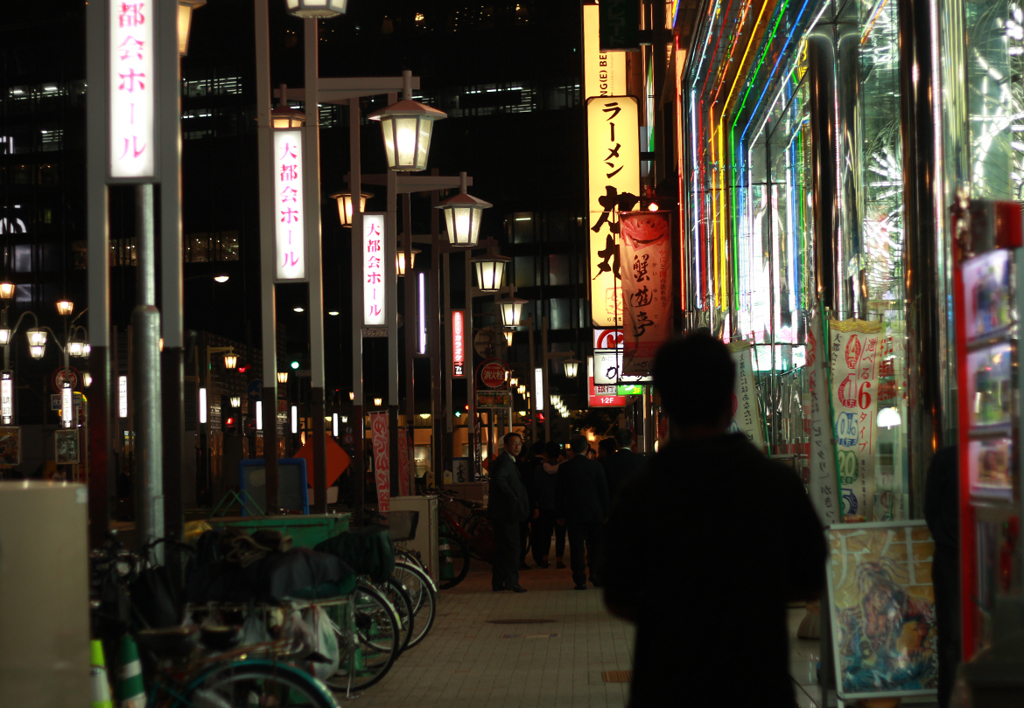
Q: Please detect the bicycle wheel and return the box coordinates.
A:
[438,533,471,590]
[395,546,427,573]
[463,515,496,563]
[392,561,437,648]
[326,582,401,692]
[379,576,414,652]
[181,658,339,707]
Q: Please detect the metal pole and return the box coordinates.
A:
[303,19,328,513]
[349,97,365,526]
[466,250,478,477]
[160,0,185,578]
[85,0,111,550]
[430,181,446,486]
[132,184,164,556]
[254,0,279,510]
[403,191,415,495]
[387,88,400,498]
[542,315,550,442]
[528,316,537,443]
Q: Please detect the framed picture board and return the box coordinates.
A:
[55,429,80,465]
[0,426,21,467]
[825,520,939,701]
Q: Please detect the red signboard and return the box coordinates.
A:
[477,358,510,389]
[369,411,390,512]
[452,309,466,378]
[397,427,411,496]
[587,356,626,407]
[620,211,673,376]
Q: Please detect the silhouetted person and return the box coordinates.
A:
[516,442,542,569]
[557,434,609,590]
[603,334,827,707]
[532,441,565,568]
[488,432,529,593]
[600,428,648,503]
[924,445,960,708]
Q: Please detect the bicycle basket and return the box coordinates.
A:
[382,510,419,542]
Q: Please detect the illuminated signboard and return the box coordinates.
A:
[588,356,626,408]
[583,4,626,100]
[363,213,386,326]
[1,370,11,424]
[593,327,625,350]
[588,95,640,327]
[418,272,427,355]
[452,310,466,377]
[61,383,74,428]
[273,129,306,281]
[534,367,544,412]
[109,0,156,179]
[119,376,129,418]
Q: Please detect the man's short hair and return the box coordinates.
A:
[598,437,618,456]
[503,432,523,445]
[653,333,735,429]
[544,441,561,459]
[614,428,634,448]
[568,434,590,455]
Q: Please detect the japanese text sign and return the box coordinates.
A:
[588,96,640,327]
[807,310,839,526]
[370,411,390,512]
[1,371,11,425]
[828,319,882,521]
[726,341,764,451]
[452,310,466,378]
[588,356,626,408]
[363,213,387,326]
[109,0,156,179]
[273,129,306,281]
[619,211,672,375]
[583,4,626,100]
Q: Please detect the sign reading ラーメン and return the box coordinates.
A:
[109,0,156,179]
[273,130,306,281]
[588,96,640,327]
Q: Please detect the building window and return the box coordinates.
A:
[550,298,571,329]
[548,254,570,286]
[13,245,31,272]
[510,212,534,243]
[185,232,240,263]
[514,256,535,287]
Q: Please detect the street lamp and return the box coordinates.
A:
[438,172,491,247]
[472,253,510,293]
[496,296,528,328]
[331,191,372,228]
[285,0,348,19]
[373,397,383,407]
[563,355,581,379]
[56,300,74,317]
[223,353,238,370]
[396,243,421,277]
[277,371,289,385]
[270,100,306,129]
[177,0,207,56]
[0,283,13,300]
[229,396,241,408]
[368,73,447,172]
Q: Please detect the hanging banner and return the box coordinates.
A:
[109,0,156,179]
[369,411,390,512]
[619,211,673,375]
[363,213,386,326]
[828,318,882,522]
[583,4,627,99]
[588,95,640,327]
[397,427,410,497]
[807,310,840,526]
[273,129,307,281]
[726,341,764,451]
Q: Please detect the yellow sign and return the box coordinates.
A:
[583,4,626,99]
[588,96,640,327]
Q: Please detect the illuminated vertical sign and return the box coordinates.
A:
[588,95,641,327]
[119,376,129,418]
[61,383,74,428]
[363,213,387,326]
[109,0,156,179]
[256,400,263,430]
[452,310,466,377]
[273,129,306,280]
[332,412,339,437]
[1,371,12,424]
[583,4,626,99]
[534,367,544,412]
[198,387,207,424]
[418,272,427,355]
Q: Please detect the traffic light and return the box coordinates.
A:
[290,360,300,370]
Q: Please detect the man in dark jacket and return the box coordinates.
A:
[557,434,609,590]
[603,334,827,707]
[600,428,648,503]
[924,445,960,708]
[488,432,530,592]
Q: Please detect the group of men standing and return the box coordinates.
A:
[487,428,648,593]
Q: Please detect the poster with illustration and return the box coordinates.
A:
[0,426,20,467]
[828,319,882,521]
[965,342,1013,429]
[961,249,1014,339]
[827,521,938,700]
[967,437,1014,500]
[55,429,80,465]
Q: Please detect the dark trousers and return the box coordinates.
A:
[933,549,961,708]
[566,518,603,586]
[491,519,521,589]
[531,509,565,563]
[519,520,530,564]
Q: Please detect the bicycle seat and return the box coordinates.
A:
[136,625,198,660]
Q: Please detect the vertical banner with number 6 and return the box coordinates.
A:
[828,319,882,521]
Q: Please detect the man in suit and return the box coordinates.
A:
[600,428,648,504]
[557,434,609,590]
[488,432,530,592]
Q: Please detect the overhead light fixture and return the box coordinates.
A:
[294,306,305,313]
[229,396,241,408]
[373,397,383,407]
[368,71,446,172]
[503,330,514,347]
[56,300,74,316]
[177,0,207,56]
[277,371,289,384]
[27,329,47,347]
[223,353,238,370]
[437,172,490,247]
[349,391,355,401]
[496,297,527,327]
[0,283,14,300]
[563,356,581,379]
[331,191,372,228]
[29,344,45,360]
[270,104,306,129]
[213,274,230,283]
[471,253,510,293]
[396,244,421,277]
[878,407,902,429]
[285,0,349,20]
[328,310,340,317]
[419,413,431,419]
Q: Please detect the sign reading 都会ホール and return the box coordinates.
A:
[109,0,155,180]
[273,130,306,281]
